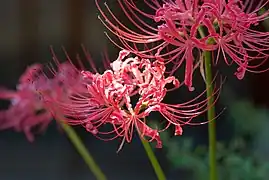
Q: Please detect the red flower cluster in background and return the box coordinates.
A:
[96,0,269,90]
[0,61,85,141]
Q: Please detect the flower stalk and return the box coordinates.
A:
[140,136,166,180]
[204,50,217,180]
[199,26,217,180]
[60,122,107,180]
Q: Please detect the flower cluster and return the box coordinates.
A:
[41,50,218,148]
[0,44,221,148]
[5,0,263,149]
[96,0,269,90]
[0,61,85,141]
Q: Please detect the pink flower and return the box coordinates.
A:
[0,60,85,141]
[50,50,220,149]
[96,0,269,90]
[0,64,51,141]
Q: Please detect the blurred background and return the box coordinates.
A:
[0,0,269,179]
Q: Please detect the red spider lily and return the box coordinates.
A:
[96,0,269,90]
[50,50,221,150]
[0,61,85,141]
[0,64,51,141]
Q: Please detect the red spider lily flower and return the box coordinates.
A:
[201,0,269,79]
[49,50,221,150]
[0,61,85,141]
[96,0,269,90]
[0,64,51,141]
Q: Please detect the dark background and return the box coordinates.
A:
[0,0,269,180]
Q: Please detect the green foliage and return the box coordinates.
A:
[162,95,269,180]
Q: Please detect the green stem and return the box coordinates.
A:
[204,51,217,180]
[140,138,166,180]
[60,123,107,180]
[259,8,269,30]
[198,27,217,180]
